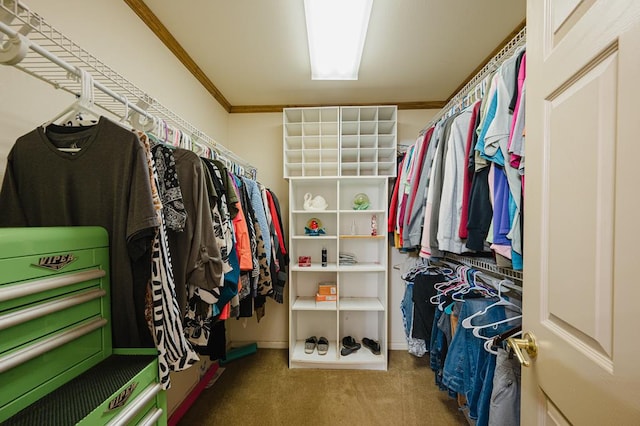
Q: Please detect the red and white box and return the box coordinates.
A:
[315,293,337,302]
[298,256,311,267]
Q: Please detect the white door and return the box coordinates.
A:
[523,0,640,423]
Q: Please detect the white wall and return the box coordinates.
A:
[226,109,438,349]
[0,0,229,175]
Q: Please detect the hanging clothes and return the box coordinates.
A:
[388,155,405,247]
[391,48,526,271]
[165,147,223,347]
[152,143,187,232]
[459,101,482,240]
[202,158,236,275]
[265,189,288,305]
[140,132,199,389]
[226,175,252,273]
[437,107,474,254]
[404,126,437,248]
[235,175,259,318]
[425,112,460,258]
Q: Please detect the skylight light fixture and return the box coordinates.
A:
[304,0,373,80]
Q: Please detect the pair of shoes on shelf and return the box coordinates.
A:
[340,336,361,356]
[362,337,381,355]
[305,336,329,355]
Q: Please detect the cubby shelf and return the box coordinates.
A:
[283,106,397,178]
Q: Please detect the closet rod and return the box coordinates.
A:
[420,26,526,134]
[0,0,257,179]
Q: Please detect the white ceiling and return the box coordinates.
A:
[141,0,526,108]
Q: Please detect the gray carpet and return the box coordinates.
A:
[177,349,467,426]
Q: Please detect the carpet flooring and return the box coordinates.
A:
[177,349,467,426]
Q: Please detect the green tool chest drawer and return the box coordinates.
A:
[0,227,167,425]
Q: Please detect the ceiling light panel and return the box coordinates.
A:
[304,0,373,80]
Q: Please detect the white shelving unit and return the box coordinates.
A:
[283,106,397,178]
[287,177,389,370]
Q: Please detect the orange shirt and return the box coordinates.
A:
[232,200,253,271]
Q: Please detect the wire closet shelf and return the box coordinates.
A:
[423,26,526,132]
[0,0,256,179]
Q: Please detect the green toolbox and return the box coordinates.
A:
[0,227,167,425]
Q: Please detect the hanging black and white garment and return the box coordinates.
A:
[141,133,199,389]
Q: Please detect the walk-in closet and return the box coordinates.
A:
[1,0,638,425]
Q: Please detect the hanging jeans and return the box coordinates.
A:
[488,348,521,426]
[430,307,457,398]
[475,352,497,426]
[442,297,518,420]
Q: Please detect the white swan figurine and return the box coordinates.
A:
[303,193,328,211]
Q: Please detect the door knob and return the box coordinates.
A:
[506,332,538,367]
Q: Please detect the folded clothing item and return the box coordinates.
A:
[339,252,358,265]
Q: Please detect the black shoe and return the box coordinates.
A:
[317,337,329,355]
[304,336,318,354]
[362,337,381,355]
[342,336,359,349]
[340,342,361,356]
[341,336,361,355]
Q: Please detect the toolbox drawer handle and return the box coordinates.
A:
[0,288,106,331]
[106,383,162,426]
[0,317,107,373]
[138,407,164,426]
[0,269,106,303]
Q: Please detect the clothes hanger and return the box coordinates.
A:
[111,95,137,132]
[402,258,451,282]
[166,125,180,147]
[451,268,494,301]
[460,279,521,330]
[470,314,522,340]
[119,95,129,125]
[431,271,467,310]
[155,119,168,144]
[42,68,100,139]
[181,132,192,151]
[128,98,157,133]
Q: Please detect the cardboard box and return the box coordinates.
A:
[318,283,337,295]
[298,256,311,267]
[315,293,337,302]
